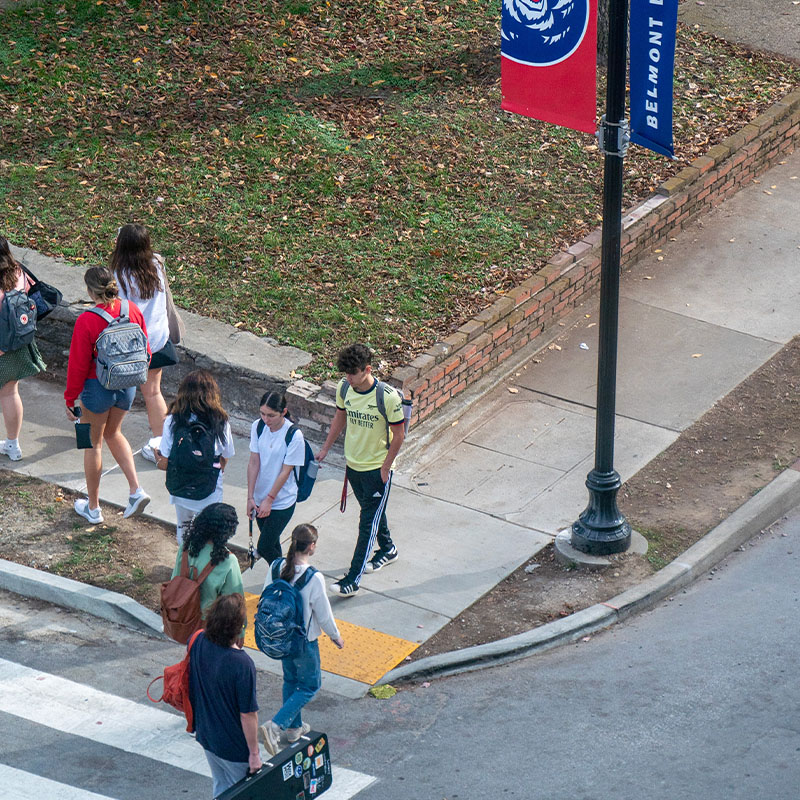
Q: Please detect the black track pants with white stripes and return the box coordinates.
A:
[346,466,394,584]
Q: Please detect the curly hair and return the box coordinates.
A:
[184,502,238,566]
[169,369,228,446]
[204,593,246,647]
[112,223,161,300]
[336,343,372,374]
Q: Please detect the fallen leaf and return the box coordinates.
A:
[507,386,519,394]
[692,353,703,358]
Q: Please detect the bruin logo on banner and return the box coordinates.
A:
[502,0,590,66]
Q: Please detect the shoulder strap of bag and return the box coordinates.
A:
[87,305,115,324]
[181,547,217,585]
[117,298,130,322]
[294,565,317,592]
[271,557,284,582]
[375,381,391,449]
[338,378,350,405]
[256,419,265,438]
[19,263,38,286]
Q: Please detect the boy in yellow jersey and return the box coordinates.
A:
[316,343,405,597]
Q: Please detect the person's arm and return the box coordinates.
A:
[256,462,293,518]
[64,314,94,408]
[380,422,405,484]
[239,711,262,773]
[310,574,344,648]
[246,451,261,518]
[317,408,346,463]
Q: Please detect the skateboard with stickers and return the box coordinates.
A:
[217,730,332,799]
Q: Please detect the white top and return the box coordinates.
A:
[159,413,235,510]
[116,255,169,353]
[263,562,340,643]
[249,418,305,510]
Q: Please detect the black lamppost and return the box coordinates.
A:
[571,0,632,555]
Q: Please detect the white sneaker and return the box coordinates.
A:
[258,721,281,756]
[123,488,151,519]
[286,722,311,743]
[140,444,157,463]
[74,498,103,524]
[0,439,22,461]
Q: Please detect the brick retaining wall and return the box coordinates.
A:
[285,86,800,438]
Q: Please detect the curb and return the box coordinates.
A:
[0,558,166,638]
[380,466,800,684]
[1,467,798,676]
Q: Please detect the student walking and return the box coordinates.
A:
[258,524,343,755]
[246,391,306,563]
[64,267,150,523]
[188,593,262,798]
[317,343,406,597]
[0,236,46,461]
[171,502,244,619]
[155,369,234,543]
[112,223,180,462]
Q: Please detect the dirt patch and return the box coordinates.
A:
[412,335,800,659]
[1,338,798,652]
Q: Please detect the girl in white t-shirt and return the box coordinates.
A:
[246,391,306,562]
[112,223,177,462]
[156,369,234,543]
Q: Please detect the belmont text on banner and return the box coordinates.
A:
[501,0,598,135]
[629,0,679,158]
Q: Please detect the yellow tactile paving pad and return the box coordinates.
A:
[243,592,418,685]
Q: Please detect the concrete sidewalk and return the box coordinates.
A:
[3,148,799,696]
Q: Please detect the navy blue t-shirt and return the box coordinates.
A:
[188,633,259,762]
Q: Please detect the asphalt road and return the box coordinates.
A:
[2,505,798,799]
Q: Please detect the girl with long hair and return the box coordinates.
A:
[65,266,150,523]
[258,524,343,755]
[246,390,306,563]
[112,223,177,462]
[171,502,244,618]
[156,369,234,542]
[0,236,46,461]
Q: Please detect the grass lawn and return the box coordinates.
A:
[1,0,798,379]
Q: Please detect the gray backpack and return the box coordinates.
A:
[88,299,149,389]
[0,289,37,353]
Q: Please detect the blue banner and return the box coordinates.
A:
[630,0,678,158]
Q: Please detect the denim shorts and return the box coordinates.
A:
[80,378,135,414]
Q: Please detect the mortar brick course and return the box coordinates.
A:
[273,88,800,436]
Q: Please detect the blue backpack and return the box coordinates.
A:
[255,421,318,502]
[254,559,317,660]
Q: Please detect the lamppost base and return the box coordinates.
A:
[571,468,631,555]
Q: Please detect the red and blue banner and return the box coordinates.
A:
[501,0,598,135]
[630,0,678,158]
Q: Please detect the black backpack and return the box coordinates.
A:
[165,419,220,500]
[255,421,318,502]
[0,289,37,353]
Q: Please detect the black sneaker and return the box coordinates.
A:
[365,548,399,573]
[329,578,360,597]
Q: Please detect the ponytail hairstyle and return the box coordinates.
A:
[0,236,20,292]
[112,223,161,300]
[84,266,119,304]
[259,390,291,422]
[280,523,318,581]
[169,368,229,446]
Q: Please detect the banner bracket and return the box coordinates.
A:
[596,115,630,158]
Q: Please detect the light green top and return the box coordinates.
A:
[171,541,244,616]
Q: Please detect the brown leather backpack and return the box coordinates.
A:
[160,549,216,644]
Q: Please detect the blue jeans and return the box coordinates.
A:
[273,639,321,730]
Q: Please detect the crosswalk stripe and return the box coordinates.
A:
[0,657,210,776]
[0,764,116,800]
[0,658,376,798]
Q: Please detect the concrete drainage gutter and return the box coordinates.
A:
[380,464,800,684]
[1,466,798,674]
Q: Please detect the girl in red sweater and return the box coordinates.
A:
[65,267,151,524]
